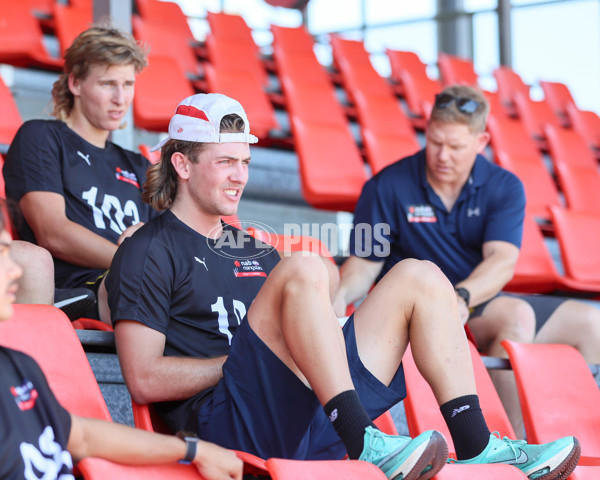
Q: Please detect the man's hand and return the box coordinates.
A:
[193,440,243,480]
[118,222,145,245]
[456,293,470,325]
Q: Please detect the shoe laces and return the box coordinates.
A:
[490,431,526,459]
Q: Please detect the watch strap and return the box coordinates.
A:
[454,287,471,308]
[176,431,199,464]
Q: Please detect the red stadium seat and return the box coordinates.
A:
[204,63,279,140]
[265,458,387,479]
[545,124,600,214]
[271,25,367,211]
[330,36,419,173]
[0,76,23,149]
[502,340,600,465]
[565,103,600,158]
[402,342,515,457]
[136,0,196,46]
[492,66,530,115]
[539,80,577,125]
[77,458,209,480]
[206,11,261,57]
[487,115,562,221]
[0,304,112,420]
[132,15,201,78]
[437,52,479,87]
[133,55,196,133]
[549,206,600,290]
[0,1,63,70]
[512,91,563,149]
[504,213,562,293]
[138,144,161,165]
[53,3,92,58]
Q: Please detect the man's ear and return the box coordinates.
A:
[67,73,81,97]
[170,152,190,180]
[476,131,491,153]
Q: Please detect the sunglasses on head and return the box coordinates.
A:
[434,93,481,114]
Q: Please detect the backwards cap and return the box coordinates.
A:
[150,93,258,151]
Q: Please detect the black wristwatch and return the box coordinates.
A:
[176,431,199,464]
[454,287,471,308]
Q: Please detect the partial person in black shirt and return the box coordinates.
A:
[0,206,242,480]
[3,25,157,324]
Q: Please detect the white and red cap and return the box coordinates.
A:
[150,93,258,151]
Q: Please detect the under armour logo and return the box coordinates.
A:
[451,405,470,417]
[77,151,91,166]
[194,257,208,271]
[467,207,480,217]
[328,408,338,423]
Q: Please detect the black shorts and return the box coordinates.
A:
[471,293,567,332]
[191,314,407,460]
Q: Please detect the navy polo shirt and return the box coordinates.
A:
[350,149,525,285]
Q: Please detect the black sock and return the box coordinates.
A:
[440,395,491,460]
[323,390,375,459]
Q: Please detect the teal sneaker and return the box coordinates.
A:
[449,432,580,480]
[358,426,448,480]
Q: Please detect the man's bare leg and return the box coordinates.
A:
[11,240,54,304]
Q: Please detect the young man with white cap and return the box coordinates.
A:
[106,93,580,480]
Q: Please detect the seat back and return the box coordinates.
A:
[492,66,529,110]
[512,91,562,144]
[0,304,112,420]
[266,458,387,479]
[0,76,24,148]
[501,340,600,459]
[545,124,600,214]
[136,0,196,44]
[133,55,195,132]
[77,457,206,480]
[53,3,92,58]
[504,213,561,293]
[437,52,479,87]
[549,207,600,285]
[539,80,576,121]
[403,342,515,455]
[565,103,600,152]
[487,115,561,221]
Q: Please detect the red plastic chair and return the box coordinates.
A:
[565,103,600,159]
[492,66,530,114]
[0,76,24,148]
[0,1,63,70]
[502,340,600,466]
[136,0,196,46]
[539,80,576,124]
[204,62,279,140]
[386,49,442,121]
[503,213,562,294]
[402,342,516,457]
[133,55,196,133]
[138,144,161,165]
[132,15,201,78]
[545,124,600,215]
[206,11,261,57]
[77,458,208,480]
[266,458,387,479]
[437,52,479,87]
[549,206,600,290]
[487,114,562,222]
[512,91,563,149]
[330,36,419,173]
[0,304,112,420]
[52,3,92,58]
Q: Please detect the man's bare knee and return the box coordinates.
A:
[384,258,453,297]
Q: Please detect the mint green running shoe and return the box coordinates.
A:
[358,426,448,480]
[449,432,580,480]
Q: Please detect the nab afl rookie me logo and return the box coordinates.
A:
[407,204,437,223]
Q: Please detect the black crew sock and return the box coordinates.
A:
[323,390,375,459]
[440,394,491,460]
